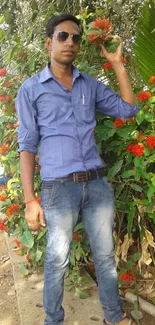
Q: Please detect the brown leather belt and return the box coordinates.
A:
[42,167,108,185]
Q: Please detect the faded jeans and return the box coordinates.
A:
[41,177,124,325]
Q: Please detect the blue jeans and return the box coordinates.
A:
[41,177,124,325]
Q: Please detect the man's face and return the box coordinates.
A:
[46,20,81,65]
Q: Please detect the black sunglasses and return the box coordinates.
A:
[52,31,82,44]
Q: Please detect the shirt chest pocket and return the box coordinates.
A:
[78,97,95,124]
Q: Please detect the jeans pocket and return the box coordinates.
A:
[102,177,114,195]
[40,186,55,210]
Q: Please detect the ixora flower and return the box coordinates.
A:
[0,144,9,155]
[126,143,145,156]
[0,95,11,102]
[0,195,7,201]
[88,18,112,44]
[0,220,8,232]
[103,58,127,70]
[137,90,152,102]
[3,81,13,88]
[6,203,20,216]
[120,270,135,283]
[114,119,125,128]
[0,68,7,77]
[92,18,112,33]
[88,33,104,44]
[103,62,113,69]
[145,135,155,150]
[149,76,155,83]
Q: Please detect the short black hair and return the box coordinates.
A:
[46,14,83,38]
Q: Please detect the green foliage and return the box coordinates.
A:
[134,0,155,84]
[0,0,155,289]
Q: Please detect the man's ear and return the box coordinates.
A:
[45,37,52,51]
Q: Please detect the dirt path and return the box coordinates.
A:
[0,232,20,325]
[0,231,155,325]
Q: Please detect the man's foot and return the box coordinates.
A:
[104,316,137,325]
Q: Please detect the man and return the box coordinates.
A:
[16,13,140,325]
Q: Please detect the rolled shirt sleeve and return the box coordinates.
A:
[96,80,140,118]
[16,84,40,153]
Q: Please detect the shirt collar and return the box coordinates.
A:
[38,63,81,83]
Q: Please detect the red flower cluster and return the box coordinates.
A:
[6,203,20,216]
[149,76,155,83]
[114,119,125,128]
[137,91,152,102]
[0,95,11,102]
[73,231,82,242]
[0,144,9,155]
[3,81,13,88]
[92,18,112,34]
[103,58,127,70]
[0,68,7,77]
[88,33,104,44]
[0,221,8,232]
[120,270,135,283]
[17,51,24,57]
[103,62,113,69]
[126,143,145,156]
[88,18,112,44]
[145,135,155,150]
[0,195,7,202]
[14,239,21,248]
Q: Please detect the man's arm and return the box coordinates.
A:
[20,151,36,202]
[112,63,135,105]
[16,83,45,230]
[100,35,135,105]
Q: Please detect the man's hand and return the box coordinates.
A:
[25,201,46,231]
[100,35,123,65]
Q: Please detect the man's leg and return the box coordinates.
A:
[81,177,124,324]
[41,181,81,325]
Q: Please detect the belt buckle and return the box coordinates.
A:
[73,172,89,183]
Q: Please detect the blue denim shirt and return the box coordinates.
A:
[16,64,140,180]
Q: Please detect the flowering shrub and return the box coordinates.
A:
[0,9,155,285]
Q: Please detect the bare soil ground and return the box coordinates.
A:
[0,232,20,325]
[0,231,155,325]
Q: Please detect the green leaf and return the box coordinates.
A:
[147,185,155,202]
[29,57,36,72]
[134,156,143,167]
[20,264,29,276]
[121,170,134,178]
[75,288,89,299]
[148,96,155,103]
[130,184,143,192]
[116,200,128,212]
[107,160,123,181]
[31,0,38,11]
[37,228,47,240]
[64,284,73,292]
[70,252,75,266]
[151,175,155,187]
[104,120,114,128]
[104,39,120,53]
[35,249,42,262]
[76,246,82,261]
[117,125,135,139]
[19,231,34,248]
[127,207,136,237]
[74,222,84,232]
[130,252,142,262]
[136,110,145,125]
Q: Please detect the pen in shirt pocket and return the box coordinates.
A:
[82,94,85,104]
